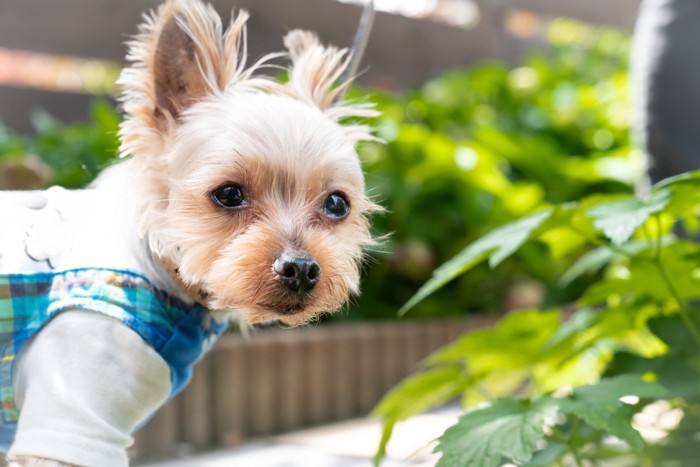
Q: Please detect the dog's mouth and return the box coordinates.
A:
[261,301,307,316]
[208,293,313,319]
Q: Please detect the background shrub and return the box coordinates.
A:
[351,21,641,320]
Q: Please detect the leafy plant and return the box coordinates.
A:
[348,19,641,320]
[374,171,700,466]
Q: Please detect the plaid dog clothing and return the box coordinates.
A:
[0,187,228,451]
[0,268,227,447]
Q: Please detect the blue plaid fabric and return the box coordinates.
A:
[0,268,227,423]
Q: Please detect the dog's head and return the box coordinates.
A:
[118,0,380,326]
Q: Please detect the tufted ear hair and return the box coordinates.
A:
[284,30,351,111]
[118,0,278,157]
[283,30,379,141]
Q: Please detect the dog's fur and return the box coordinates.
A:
[6,0,378,464]
[119,0,380,327]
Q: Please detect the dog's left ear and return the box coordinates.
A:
[284,30,351,112]
[284,30,378,142]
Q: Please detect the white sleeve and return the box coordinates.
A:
[8,310,172,467]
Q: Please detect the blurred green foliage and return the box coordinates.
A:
[350,19,641,320]
[0,100,120,189]
[0,18,638,322]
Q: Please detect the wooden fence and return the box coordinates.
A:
[0,0,641,132]
[128,317,494,463]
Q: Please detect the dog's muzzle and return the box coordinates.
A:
[273,252,321,295]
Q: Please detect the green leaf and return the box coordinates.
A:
[428,309,560,369]
[543,308,599,351]
[373,366,467,420]
[559,246,616,286]
[522,442,567,466]
[652,169,700,190]
[574,374,667,400]
[648,314,699,352]
[586,190,670,245]
[373,366,467,464]
[435,397,559,467]
[534,304,662,393]
[400,210,552,315]
[558,237,672,287]
[539,226,587,259]
[580,241,700,305]
[559,375,667,451]
[605,351,700,400]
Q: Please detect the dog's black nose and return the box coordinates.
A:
[273,253,321,294]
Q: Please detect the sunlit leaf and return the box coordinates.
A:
[435,397,559,467]
[400,210,552,315]
[539,227,587,259]
[559,237,673,286]
[559,375,667,451]
[579,241,700,306]
[652,170,700,190]
[586,190,670,245]
[428,309,560,370]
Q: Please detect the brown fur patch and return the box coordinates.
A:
[153,16,208,122]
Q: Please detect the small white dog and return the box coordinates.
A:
[0,1,378,465]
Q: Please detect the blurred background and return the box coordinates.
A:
[0,0,645,464]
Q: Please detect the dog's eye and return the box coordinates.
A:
[212,184,246,209]
[323,192,350,219]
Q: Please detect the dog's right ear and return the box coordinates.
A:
[118,0,255,157]
[151,13,212,122]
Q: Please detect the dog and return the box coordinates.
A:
[0,0,379,464]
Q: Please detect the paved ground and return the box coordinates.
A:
[141,406,462,467]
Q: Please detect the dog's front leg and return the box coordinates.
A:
[7,310,172,467]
